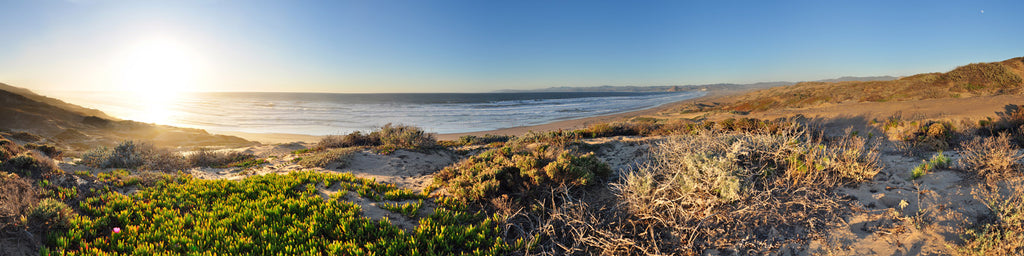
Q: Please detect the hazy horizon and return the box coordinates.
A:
[1,1,1022,94]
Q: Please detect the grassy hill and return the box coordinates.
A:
[724,57,1024,112]
[0,84,254,152]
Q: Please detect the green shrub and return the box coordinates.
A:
[912,152,951,180]
[317,124,437,151]
[434,133,611,202]
[439,134,512,147]
[912,161,931,180]
[29,198,74,230]
[930,151,950,168]
[375,123,437,150]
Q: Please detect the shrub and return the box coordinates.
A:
[0,137,25,161]
[316,131,378,149]
[25,143,63,159]
[582,122,659,138]
[186,148,256,168]
[29,198,73,231]
[9,131,43,142]
[0,174,38,232]
[954,180,1024,255]
[958,133,1023,180]
[615,127,879,253]
[0,150,59,178]
[297,147,360,168]
[374,123,436,150]
[316,124,437,151]
[434,133,611,202]
[80,141,188,171]
[439,134,512,147]
[982,104,1024,145]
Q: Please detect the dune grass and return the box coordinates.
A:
[610,124,879,253]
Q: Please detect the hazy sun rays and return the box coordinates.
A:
[105,34,208,124]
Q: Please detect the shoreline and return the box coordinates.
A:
[217,89,748,144]
[435,90,733,140]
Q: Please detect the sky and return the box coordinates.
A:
[0,0,1022,93]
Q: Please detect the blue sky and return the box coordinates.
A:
[0,0,1021,93]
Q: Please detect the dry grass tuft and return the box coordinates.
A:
[958,133,1023,180]
[0,174,38,233]
[614,125,879,253]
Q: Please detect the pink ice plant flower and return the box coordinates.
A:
[113,227,121,234]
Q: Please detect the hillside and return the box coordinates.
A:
[496,76,897,93]
[0,83,115,120]
[721,57,1024,112]
[0,84,254,152]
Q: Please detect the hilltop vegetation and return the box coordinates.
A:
[722,57,1024,112]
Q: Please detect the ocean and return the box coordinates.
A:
[45,91,705,135]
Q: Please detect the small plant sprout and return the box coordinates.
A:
[911,160,931,180]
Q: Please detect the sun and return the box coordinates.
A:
[108,35,207,124]
[111,36,206,94]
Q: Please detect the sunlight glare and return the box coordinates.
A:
[108,35,207,124]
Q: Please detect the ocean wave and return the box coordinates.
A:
[50,91,704,135]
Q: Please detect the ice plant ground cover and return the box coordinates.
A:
[43,171,512,255]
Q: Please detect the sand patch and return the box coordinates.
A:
[337,149,458,191]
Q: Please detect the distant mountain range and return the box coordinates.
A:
[494,76,898,93]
